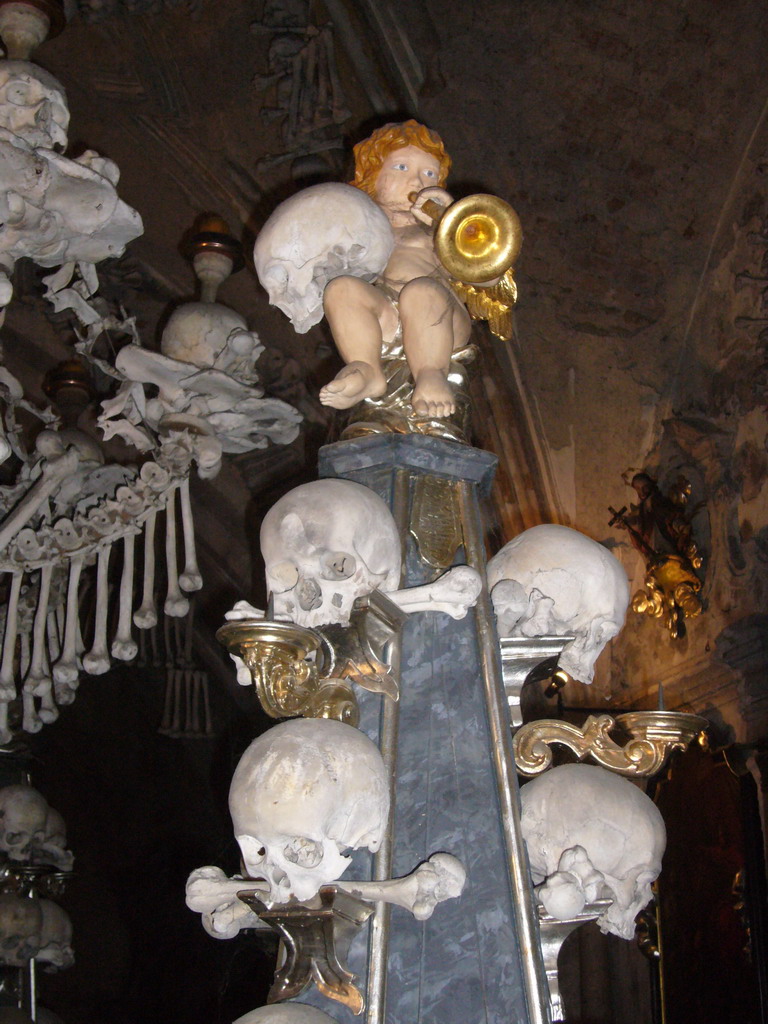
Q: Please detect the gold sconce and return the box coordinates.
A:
[216,617,359,726]
[513,704,708,779]
[216,592,406,729]
[608,471,704,639]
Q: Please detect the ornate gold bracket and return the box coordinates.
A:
[216,592,406,727]
[237,885,374,1015]
[216,618,359,725]
[513,710,708,778]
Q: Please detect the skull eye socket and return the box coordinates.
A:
[320,552,357,581]
[5,833,23,845]
[269,561,300,592]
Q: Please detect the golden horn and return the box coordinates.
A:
[410,191,523,284]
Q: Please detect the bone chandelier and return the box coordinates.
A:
[0,1,301,742]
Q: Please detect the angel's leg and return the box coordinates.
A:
[320,276,397,409]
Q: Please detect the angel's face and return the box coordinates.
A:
[374,145,441,216]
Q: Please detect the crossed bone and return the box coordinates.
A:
[388,565,481,620]
[186,853,466,939]
[226,565,482,631]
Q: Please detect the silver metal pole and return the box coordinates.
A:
[459,480,551,1024]
[366,467,409,1024]
[29,958,36,1022]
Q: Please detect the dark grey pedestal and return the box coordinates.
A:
[296,434,542,1024]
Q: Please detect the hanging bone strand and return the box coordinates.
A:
[39,682,58,725]
[0,572,22,700]
[23,563,53,732]
[83,543,112,674]
[41,609,61,724]
[164,488,189,617]
[52,553,84,702]
[46,606,60,661]
[111,533,137,660]
[0,449,78,551]
[133,509,157,628]
[22,689,41,734]
[178,477,202,592]
[0,572,22,742]
[25,564,53,696]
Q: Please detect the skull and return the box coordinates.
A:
[0,895,42,966]
[254,182,394,333]
[487,524,630,683]
[0,785,49,861]
[235,1007,340,1024]
[35,899,74,969]
[521,764,666,939]
[261,479,401,628]
[0,61,69,149]
[161,301,264,377]
[229,718,390,904]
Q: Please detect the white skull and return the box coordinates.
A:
[229,718,390,904]
[0,785,48,861]
[35,900,74,969]
[521,764,666,939]
[487,524,630,684]
[254,182,394,333]
[235,1007,340,1024]
[161,301,264,376]
[0,61,69,149]
[261,479,401,628]
[0,895,42,965]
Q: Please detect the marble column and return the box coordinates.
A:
[300,434,547,1024]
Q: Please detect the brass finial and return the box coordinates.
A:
[0,0,65,59]
[42,358,94,424]
[184,213,243,272]
[183,214,244,303]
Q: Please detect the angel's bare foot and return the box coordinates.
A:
[411,367,455,418]
[319,361,387,409]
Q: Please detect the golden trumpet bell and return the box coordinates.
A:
[435,193,523,284]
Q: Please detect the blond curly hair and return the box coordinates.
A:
[351,120,451,198]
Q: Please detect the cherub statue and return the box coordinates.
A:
[255,120,473,419]
[320,120,470,418]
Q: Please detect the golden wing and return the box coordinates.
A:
[451,269,518,341]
